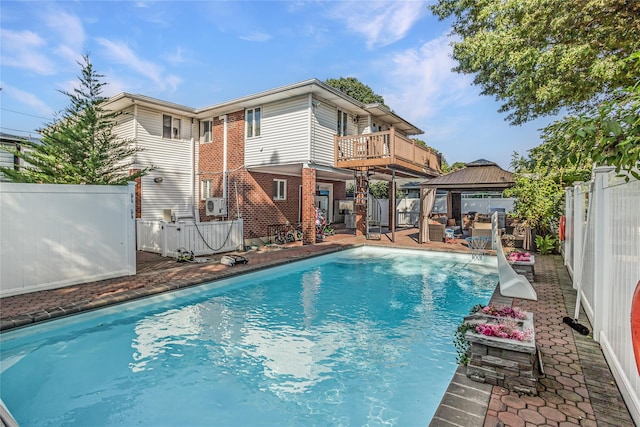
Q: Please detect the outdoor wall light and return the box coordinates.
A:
[154,177,164,183]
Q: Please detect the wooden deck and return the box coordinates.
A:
[335,129,441,178]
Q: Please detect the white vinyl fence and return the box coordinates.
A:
[564,166,640,423]
[0,182,136,297]
[137,219,243,258]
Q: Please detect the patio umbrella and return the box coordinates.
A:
[419,187,436,243]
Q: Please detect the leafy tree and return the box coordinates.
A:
[449,162,466,172]
[431,0,640,125]
[0,54,148,184]
[504,154,568,236]
[535,53,640,180]
[325,77,388,108]
[346,180,402,199]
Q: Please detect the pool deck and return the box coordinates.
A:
[0,227,634,427]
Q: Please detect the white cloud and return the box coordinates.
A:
[0,29,55,75]
[240,32,272,42]
[1,82,55,117]
[96,38,182,92]
[44,10,85,53]
[335,1,428,48]
[166,47,185,65]
[383,34,477,123]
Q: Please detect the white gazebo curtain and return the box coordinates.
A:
[418,187,436,243]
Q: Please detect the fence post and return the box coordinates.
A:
[161,220,168,257]
[127,182,136,275]
[591,166,615,342]
[564,187,573,274]
[572,182,585,291]
[178,221,186,252]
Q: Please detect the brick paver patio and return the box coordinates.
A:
[0,228,634,426]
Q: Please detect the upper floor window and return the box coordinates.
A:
[201,120,213,143]
[201,179,212,200]
[337,110,348,136]
[273,179,286,201]
[163,114,181,139]
[246,107,261,138]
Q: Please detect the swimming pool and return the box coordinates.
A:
[0,247,498,426]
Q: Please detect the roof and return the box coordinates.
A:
[104,79,424,135]
[0,132,41,145]
[421,159,514,191]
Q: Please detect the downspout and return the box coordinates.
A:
[191,117,197,222]
[133,104,138,142]
[220,114,228,209]
[308,94,313,163]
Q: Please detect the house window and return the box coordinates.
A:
[163,114,181,139]
[201,179,212,200]
[273,179,286,201]
[246,107,261,138]
[337,110,348,136]
[201,120,212,143]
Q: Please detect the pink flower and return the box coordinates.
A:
[474,321,532,341]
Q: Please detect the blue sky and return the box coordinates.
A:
[0,1,556,171]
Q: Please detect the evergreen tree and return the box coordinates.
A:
[325,77,388,108]
[1,54,149,184]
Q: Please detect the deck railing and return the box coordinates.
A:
[335,129,441,175]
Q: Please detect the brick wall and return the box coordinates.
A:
[198,110,306,240]
[301,167,316,245]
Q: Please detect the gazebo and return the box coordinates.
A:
[418,159,515,243]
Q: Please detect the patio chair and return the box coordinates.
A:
[470,222,493,239]
[428,222,445,242]
[502,223,527,248]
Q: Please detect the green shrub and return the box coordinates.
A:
[535,234,558,255]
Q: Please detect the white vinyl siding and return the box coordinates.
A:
[244,96,310,167]
[312,102,356,167]
[129,106,194,220]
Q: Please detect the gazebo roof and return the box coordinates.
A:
[421,159,514,191]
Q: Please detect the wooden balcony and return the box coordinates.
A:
[335,129,441,178]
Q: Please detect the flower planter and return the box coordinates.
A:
[463,311,539,395]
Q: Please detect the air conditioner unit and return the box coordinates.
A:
[206,197,227,217]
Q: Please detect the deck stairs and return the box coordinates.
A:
[354,169,382,240]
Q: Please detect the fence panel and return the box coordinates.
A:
[563,188,574,275]
[565,167,640,423]
[137,219,243,258]
[0,182,136,297]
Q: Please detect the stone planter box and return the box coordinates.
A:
[509,255,535,282]
[464,312,539,395]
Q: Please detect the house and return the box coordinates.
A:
[105,79,442,245]
[0,132,39,182]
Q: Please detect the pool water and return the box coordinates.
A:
[0,247,498,427]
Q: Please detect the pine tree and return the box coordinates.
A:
[1,54,149,184]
